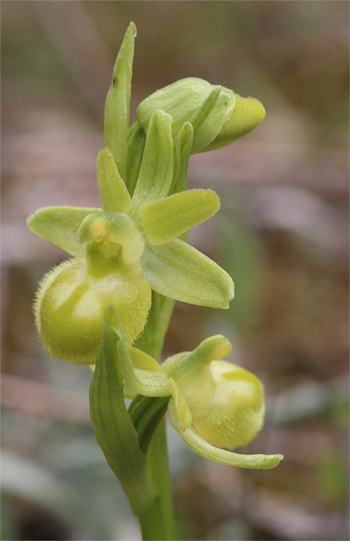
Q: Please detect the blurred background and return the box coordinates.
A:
[1,2,349,540]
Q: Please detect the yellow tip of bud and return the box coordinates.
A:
[203,96,266,152]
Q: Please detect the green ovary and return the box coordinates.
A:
[189,361,265,450]
[34,258,151,365]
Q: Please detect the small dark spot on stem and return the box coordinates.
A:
[112,76,117,87]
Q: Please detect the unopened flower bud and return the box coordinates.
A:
[137,78,265,154]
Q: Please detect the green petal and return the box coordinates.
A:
[89,305,155,514]
[141,239,234,308]
[104,22,136,181]
[131,110,174,210]
[169,377,192,431]
[171,122,194,194]
[129,347,163,372]
[97,149,132,213]
[107,306,171,399]
[126,121,146,196]
[27,206,99,257]
[168,400,283,470]
[138,189,220,245]
[192,87,235,153]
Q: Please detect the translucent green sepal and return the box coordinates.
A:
[168,400,283,470]
[97,149,132,213]
[137,78,235,154]
[140,238,234,308]
[107,306,171,399]
[138,189,220,245]
[89,305,156,515]
[131,110,174,210]
[104,22,136,181]
[27,206,100,257]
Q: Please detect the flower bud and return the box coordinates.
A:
[163,336,265,450]
[136,78,265,154]
[190,361,265,450]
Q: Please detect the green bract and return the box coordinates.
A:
[136,78,265,154]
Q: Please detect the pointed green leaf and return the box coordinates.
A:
[138,189,220,245]
[27,206,99,257]
[168,400,283,470]
[104,22,136,181]
[171,122,194,194]
[141,239,234,308]
[127,121,146,196]
[89,305,155,515]
[131,110,174,210]
[97,149,132,213]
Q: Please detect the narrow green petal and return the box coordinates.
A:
[104,22,136,181]
[168,401,283,470]
[129,347,163,372]
[127,121,146,196]
[190,86,221,132]
[89,305,155,515]
[192,88,235,153]
[27,206,99,257]
[163,335,232,379]
[169,377,192,431]
[131,110,174,210]
[141,239,234,309]
[138,189,220,245]
[97,149,132,213]
[171,121,194,194]
[107,306,171,399]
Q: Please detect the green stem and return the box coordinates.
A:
[139,419,176,540]
[135,293,177,540]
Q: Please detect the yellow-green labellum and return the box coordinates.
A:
[34,258,151,365]
[190,361,265,450]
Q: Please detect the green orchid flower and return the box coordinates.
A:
[28,111,233,365]
[91,304,283,472]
